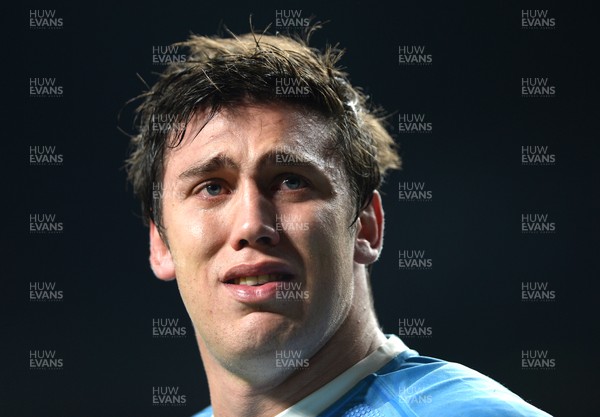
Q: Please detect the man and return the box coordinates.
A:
[127,30,551,417]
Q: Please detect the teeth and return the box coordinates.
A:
[232,274,282,286]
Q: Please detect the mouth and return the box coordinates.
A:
[221,262,297,302]
[225,274,292,286]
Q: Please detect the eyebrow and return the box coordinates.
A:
[261,149,320,171]
[177,149,325,182]
[178,154,239,181]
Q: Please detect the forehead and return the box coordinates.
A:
[163,102,339,173]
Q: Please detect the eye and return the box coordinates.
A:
[205,183,223,196]
[195,181,227,197]
[280,175,309,191]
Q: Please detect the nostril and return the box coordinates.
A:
[257,236,272,245]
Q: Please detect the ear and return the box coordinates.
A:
[149,220,176,281]
[353,190,385,265]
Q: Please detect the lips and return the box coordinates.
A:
[221,262,295,302]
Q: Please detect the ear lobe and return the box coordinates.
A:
[353,191,385,265]
[149,221,176,281]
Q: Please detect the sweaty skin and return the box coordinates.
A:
[149,103,387,417]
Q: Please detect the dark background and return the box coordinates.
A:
[6,0,598,416]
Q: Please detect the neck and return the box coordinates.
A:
[201,278,386,417]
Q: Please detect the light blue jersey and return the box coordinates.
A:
[193,349,551,417]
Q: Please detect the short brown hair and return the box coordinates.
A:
[126,30,401,231]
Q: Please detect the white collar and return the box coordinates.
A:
[274,334,408,417]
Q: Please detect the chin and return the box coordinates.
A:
[238,312,299,346]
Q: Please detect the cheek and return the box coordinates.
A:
[166,206,225,277]
[300,205,356,331]
[303,203,354,273]
[166,211,223,325]
[165,212,211,286]
[316,198,353,242]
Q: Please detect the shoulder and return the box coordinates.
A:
[190,405,212,417]
[396,359,551,416]
[325,352,552,417]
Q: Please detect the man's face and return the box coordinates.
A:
[152,103,361,377]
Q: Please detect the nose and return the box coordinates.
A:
[228,182,280,250]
